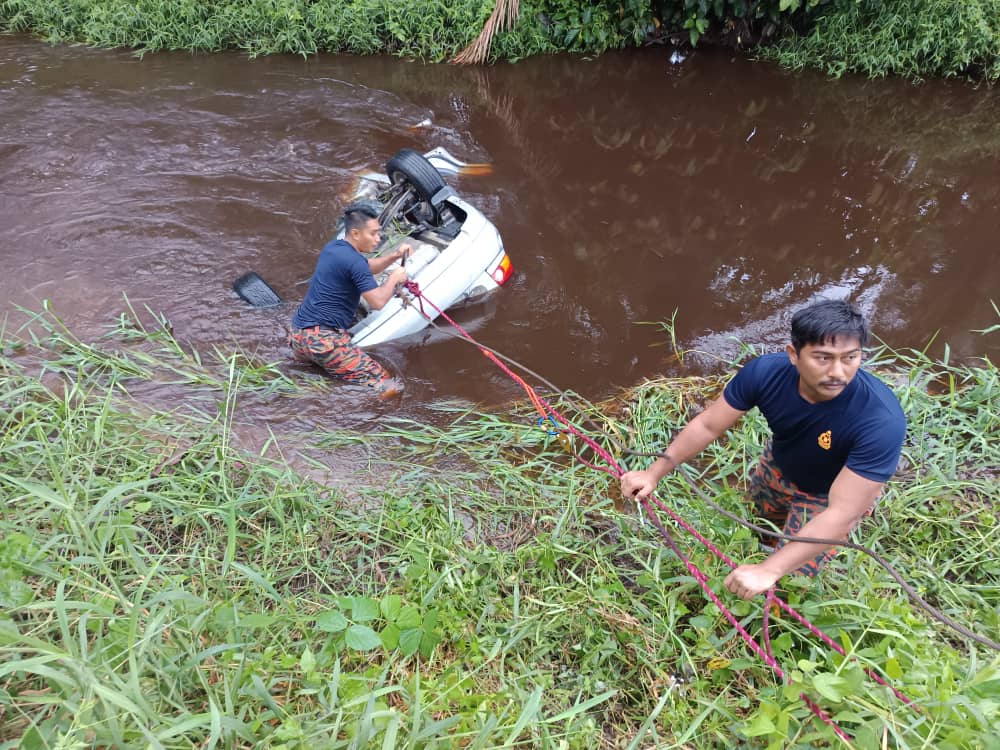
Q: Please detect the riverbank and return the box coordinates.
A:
[1,0,999,80]
[1,307,997,747]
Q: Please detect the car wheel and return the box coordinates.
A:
[385,149,446,203]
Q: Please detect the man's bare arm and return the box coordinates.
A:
[723,467,884,598]
[368,244,410,275]
[620,396,746,499]
[361,267,407,310]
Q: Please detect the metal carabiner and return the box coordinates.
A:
[537,415,560,436]
[538,415,574,454]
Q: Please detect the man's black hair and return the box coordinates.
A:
[343,201,381,233]
[790,299,870,352]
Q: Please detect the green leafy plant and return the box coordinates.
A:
[0,305,996,746]
[762,0,1000,80]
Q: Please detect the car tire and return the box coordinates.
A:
[233,272,282,308]
[385,149,446,203]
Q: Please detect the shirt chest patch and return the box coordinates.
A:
[817,430,832,450]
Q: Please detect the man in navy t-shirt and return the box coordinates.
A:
[288,203,410,396]
[620,299,906,599]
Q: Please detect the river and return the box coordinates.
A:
[2,35,998,462]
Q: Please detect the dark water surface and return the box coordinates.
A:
[3,35,998,457]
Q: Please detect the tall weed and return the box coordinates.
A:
[763,0,1000,80]
[1,306,997,746]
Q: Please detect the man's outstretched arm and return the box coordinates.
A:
[369,244,410,275]
[620,396,746,500]
[723,467,884,599]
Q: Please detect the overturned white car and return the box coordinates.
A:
[234,148,513,347]
[347,147,512,346]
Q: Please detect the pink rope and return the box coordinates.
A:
[637,497,851,743]
[771,594,914,705]
[403,281,918,737]
[648,493,739,569]
[763,590,776,663]
[803,695,853,742]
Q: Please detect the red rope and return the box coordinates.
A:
[404,281,548,419]
[402,281,916,738]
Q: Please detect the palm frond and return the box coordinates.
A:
[451,0,520,65]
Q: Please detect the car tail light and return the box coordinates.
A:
[490,254,513,285]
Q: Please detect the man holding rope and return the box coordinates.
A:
[288,202,409,398]
[620,299,907,599]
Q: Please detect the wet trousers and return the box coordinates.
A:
[288,325,390,392]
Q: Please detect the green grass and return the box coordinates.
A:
[0,0,591,61]
[1,305,998,748]
[4,0,999,80]
[762,0,1000,81]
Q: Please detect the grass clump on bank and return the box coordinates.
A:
[0,0,608,60]
[1,307,998,748]
[3,0,1000,79]
[761,0,1000,80]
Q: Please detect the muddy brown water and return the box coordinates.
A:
[3,35,999,473]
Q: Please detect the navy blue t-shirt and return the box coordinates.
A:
[291,239,377,331]
[723,352,906,494]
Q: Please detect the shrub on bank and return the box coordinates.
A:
[0,0,609,58]
[0,0,710,57]
[2,0,997,80]
[762,0,1000,80]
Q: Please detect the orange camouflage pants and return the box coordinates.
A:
[288,325,390,392]
[749,445,845,577]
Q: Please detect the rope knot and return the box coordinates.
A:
[402,280,427,317]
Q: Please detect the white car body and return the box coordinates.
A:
[345,148,512,347]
